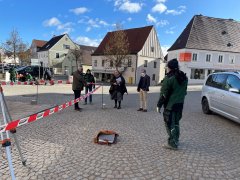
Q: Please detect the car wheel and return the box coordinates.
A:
[202,98,212,114]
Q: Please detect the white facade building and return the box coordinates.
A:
[92,26,165,85]
[167,15,240,84]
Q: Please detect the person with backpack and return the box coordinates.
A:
[84,69,95,105]
[157,58,188,150]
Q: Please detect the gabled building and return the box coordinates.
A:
[168,15,240,84]
[38,34,77,74]
[30,39,47,59]
[92,25,165,85]
[62,44,97,75]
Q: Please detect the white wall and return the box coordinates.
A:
[168,49,240,84]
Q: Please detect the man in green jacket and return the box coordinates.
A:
[157,59,188,150]
[72,66,86,111]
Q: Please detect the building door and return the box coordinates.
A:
[128,77,133,84]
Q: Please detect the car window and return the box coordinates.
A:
[212,74,227,90]
[25,67,33,72]
[206,75,214,86]
[226,75,240,91]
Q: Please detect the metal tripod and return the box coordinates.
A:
[0,86,26,179]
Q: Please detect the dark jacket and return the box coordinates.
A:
[109,76,127,95]
[157,70,188,111]
[84,73,95,87]
[72,70,86,91]
[137,75,150,92]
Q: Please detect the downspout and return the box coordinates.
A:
[135,54,138,84]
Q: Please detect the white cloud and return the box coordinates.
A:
[43,17,61,27]
[99,20,109,26]
[152,3,167,13]
[156,20,169,27]
[127,17,132,21]
[165,30,174,34]
[70,7,89,15]
[114,0,142,13]
[156,0,167,3]
[161,45,170,56]
[166,5,186,15]
[86,27,91,32]
[75,36,100,47]
[119,1,142,13]
[147,14,157,23]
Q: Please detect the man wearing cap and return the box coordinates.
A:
[72,66,86,111]
[157,59,188,150]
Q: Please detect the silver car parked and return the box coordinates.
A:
[201,72,240,123]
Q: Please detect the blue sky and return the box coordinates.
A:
[1,0,240,55]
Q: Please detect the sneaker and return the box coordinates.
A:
[74,107,82,111]
[137,108,143,111]
[162,144,178,150]
[142,109,147,112]
[117,106,121,109]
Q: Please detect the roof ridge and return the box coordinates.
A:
[185,16,196,48]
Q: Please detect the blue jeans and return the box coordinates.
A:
[85,85,93,103]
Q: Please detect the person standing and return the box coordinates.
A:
[84,69,95,105]
[72,66,86,111]
[44,68,52,85]
[9,66,17,82]
[137,69,150,112]
[157,59,188,150]
[109,70,127,109]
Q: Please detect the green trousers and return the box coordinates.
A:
[163,109,182,148]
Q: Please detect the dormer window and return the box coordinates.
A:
[221,30,227,35]
[227,43,232,47]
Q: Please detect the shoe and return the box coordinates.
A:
[162,144,178,150]
[142,109,147,112]
[114,105,117,108]
[74,108,82,111]
[137,108,143,111]
[117,106,121,109]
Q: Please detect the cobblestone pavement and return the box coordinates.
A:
[0,85,240,179]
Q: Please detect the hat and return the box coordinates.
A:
[167,59,179,70]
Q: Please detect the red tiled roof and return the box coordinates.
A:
[92,25,153,55]
[32,39,47,48]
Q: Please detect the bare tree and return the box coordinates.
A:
[103,24,130,71]
[18,43,31,65]
[70,46,83,67]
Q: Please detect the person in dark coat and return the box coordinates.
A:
[157,59,188,150]
[137,69,150,112]
[44,68,52,85]
[72,66,86,111]
[84,69,95,105]
[109,70,127,109]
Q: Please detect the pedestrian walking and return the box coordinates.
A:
[137,69,150,112]
[9,67,17,82]
[72,66,86,111]
[44,68,52,85]
[109,70,127,109]
[157,58,188,150]
[84,69,95,105]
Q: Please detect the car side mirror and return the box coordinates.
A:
[229,88,239,94]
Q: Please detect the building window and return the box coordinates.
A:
[144,60,148,67]
[206,54,211,62]
[102,60,105,67]
[218,55,223,63]
[127,57,132,67]
[154,62,157,68]
[151,46,154,52]
[110,60,113,67]
[63,44,70,49]
[56,53,59,58]
[192,53,198,61]
[190,69,205,80]
[152,74,156,81]
[94,60,97,67]
[229,55,235,64]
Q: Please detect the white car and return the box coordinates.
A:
[201,72,240,123]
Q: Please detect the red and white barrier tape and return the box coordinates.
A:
[0,81,98,86]
[0,85,101,133]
